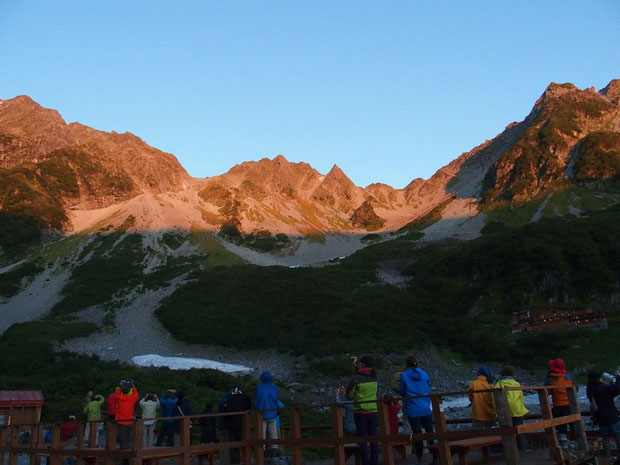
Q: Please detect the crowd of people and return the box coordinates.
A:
[56,357,619,465]
[343,356,620,465]
[62,370,281,465]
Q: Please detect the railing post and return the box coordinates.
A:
[331,405,345,465]
[75,422,84,465]
[493,389,520,465]
[104,421,117,465]
[290,409,302,465]
[29,425,38,465]
[131,419,144,465]
[537,388,564,463]
[377,399,394,465]
[8,427,19,465]
[431,396,451,465]
[0,425,7,465]
[49,425,61,465]
[180,417,191,465]
[87,422,97,449]
[254,411,264,465]
[567,386,588,451]
[241,412,252,465]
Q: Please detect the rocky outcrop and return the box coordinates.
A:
[350,200,385,230]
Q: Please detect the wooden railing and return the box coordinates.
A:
[0,385,592,465]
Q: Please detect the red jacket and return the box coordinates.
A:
[113,387,139,425]
[60,420,79,440]
[107,390,119,416]
[386,401,400,435]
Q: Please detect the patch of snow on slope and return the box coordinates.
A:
[132,354,252,373]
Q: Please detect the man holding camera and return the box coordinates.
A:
[113,380,139,453]
[140,393,160,447]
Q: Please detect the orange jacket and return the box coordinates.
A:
[114,387,139,425]
[469,376,496,422]
[546,372,574,407]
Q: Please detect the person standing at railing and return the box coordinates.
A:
[545,358,576,447]
[139,393,160,447]
[335,385,357,434]
[156,389,177,447]
[586,370,620,461]
[255,371,280,456]
[83,390,105,446]
[495,366,528,450]
[174,391,194,447]
[399,355,437,465]
[469,366,496,429]
[347,355,379,465]
[114,380,139,455]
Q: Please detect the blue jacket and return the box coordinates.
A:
[254,371,279,420]
[159,394,178,423]
[399,367,432,418]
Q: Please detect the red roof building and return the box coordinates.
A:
[0,391,44,425]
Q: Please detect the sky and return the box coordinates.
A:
[1,1,619,188]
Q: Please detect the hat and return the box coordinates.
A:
[548,359,567,374]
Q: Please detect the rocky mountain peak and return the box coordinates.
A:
[600,79,620,101]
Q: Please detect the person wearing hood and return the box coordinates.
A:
[254,371,280,453]
[155,389,177,447]
[586,370,620,460]
[347,355,379,465]
[469,366,496,429]
[113,380,139,454]
[496,366,529,450]
[399,355,436,465]
[545,358,576,446]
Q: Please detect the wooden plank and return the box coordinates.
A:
[241,412,252,465]
[180,417,191,465]
[104,422,117,465]
[254,410,264,465]
[377,400,394,465]
[431,396,452,465]
[515,414,583,434]
[331,405,345,465]
[567,386,588,451]
[493,388,519,465]
[290,409,302,465]
[538,388,564,463]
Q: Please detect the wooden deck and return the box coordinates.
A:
[0,385,601,465]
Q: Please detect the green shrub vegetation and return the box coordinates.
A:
[0,262,45,297]
[157,205,620,367]
[575,131,620,182]
[0,318,253,422]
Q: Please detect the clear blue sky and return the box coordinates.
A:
[1,1,619,188]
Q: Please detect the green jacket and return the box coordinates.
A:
[84,395,105,421]
[347,368,378,413]
[495,377,529,418]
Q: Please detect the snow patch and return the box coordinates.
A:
[132,354,252,374]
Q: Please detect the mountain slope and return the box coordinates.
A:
[1,79,619,264]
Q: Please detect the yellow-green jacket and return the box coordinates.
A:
[495,377,528,418]
[84,395,105,421]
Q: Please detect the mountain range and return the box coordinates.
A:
[2,79,618,256]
